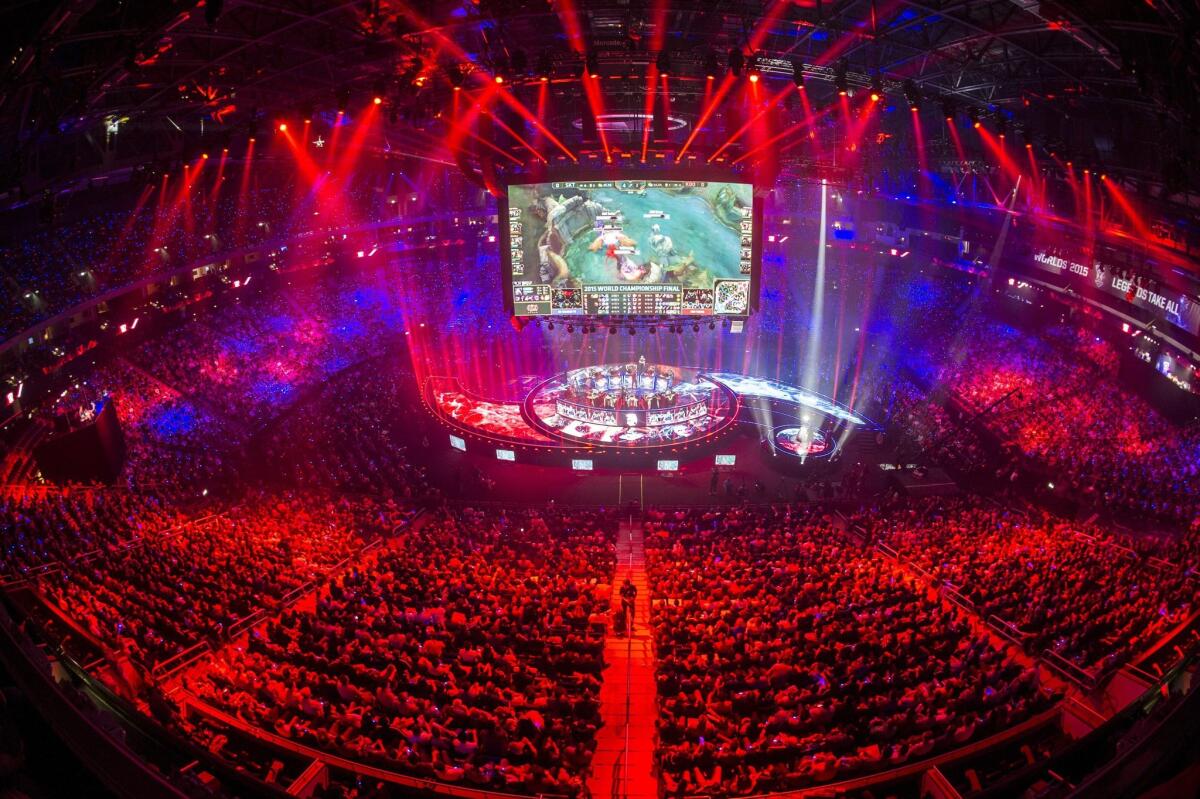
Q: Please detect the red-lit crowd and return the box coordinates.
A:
[643,505,1056,796]
[41,493,410,669]
[258,355,432,499]
[851,497,1198,675]
[927,318,1200,527]
[185,506,617,797]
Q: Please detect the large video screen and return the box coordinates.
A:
[504,178,757,317]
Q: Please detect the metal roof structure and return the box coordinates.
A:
[0,1,1196,203]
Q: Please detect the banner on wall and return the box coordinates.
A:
[1031,252,1200,336]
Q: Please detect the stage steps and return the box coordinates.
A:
[0,421,46,484]
[839,427,886,463]
[587,515,658,799]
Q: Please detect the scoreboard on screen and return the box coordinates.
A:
[501,176,761,318]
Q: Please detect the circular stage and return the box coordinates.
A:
[522,362,738,449]
[773,425,831,458]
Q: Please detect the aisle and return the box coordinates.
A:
[587,516,658,799]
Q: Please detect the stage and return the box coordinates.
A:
[523,362,738,448]
[419,362,888,501]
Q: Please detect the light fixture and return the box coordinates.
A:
[704,52,720,80]
[791,58,805,89]
[728,48,744,77]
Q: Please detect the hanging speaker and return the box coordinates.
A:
[652,93,669,142]
[581,102,597,142]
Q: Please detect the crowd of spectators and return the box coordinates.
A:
[643,505,1055,796]
[38,359,246,491]
[257,355,432,499]
[877,376,997,479]
[905,316,1200,527]
[0,166,490,340]
[41,493,403,668]
[852,497,1198,674]
[0,485,188,580]
[127,281,402,429]
[19,269,424,498]
[186,505,618,796]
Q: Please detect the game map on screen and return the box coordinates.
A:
[506,179,755,317]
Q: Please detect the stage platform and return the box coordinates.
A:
[887,465,961,497]
[423,365,875,460]
[523,363,738,449]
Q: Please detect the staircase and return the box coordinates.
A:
[0,420,46,484]
[588,515,658,799]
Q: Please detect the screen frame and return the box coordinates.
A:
[499,169,763,318]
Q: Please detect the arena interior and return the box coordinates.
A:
[1,2,1200,798]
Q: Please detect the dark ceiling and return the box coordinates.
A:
[0,1,1196,201]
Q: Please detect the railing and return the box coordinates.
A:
[152,641,211,679]
[734,706,1062,799]
[941,585,977,615]
[843,524,868,547]
[155,518,406,681]
[178,690,544,799]
[874,542,899,560]
[1041,648,1099,691]
[988,615,1033,648]
[0,600,190,799]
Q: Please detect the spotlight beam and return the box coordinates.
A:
[677,74,737,160]
[640,65,660,163]
[1102,177,1155,241]
[708,83,795,163]
[801,179,829,410]
[391,1,577,161]
[580,72,612,163]
[678,0,792,161]
[488,113,547,164]
[493,87,578,161]
[733,102,837,165]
